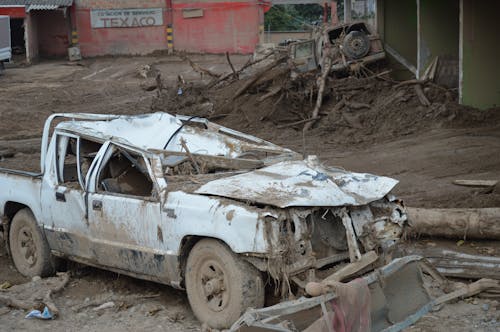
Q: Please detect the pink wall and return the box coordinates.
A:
[75,0,168,56]
[74,0,262,56]
[172,1,262,54]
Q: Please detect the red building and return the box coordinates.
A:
[0,0,266,62]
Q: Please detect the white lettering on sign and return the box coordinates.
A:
[90,8,164,28]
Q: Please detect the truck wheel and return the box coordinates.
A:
[342,30,370,59]
[9,209,55,278]
[185,239,264,329]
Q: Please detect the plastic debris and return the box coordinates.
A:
[25,306,53,320]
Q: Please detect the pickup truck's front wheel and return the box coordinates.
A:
[9,209,55,278]
[185,239,264,329]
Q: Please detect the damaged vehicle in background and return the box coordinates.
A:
[0,112,406,329]
[289,21,385,73]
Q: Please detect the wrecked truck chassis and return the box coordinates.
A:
[0,112,407,328]
[230,256,434,332]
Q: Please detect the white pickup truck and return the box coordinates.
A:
[0,113,407,328]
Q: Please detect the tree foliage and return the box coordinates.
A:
[263,2,345,31]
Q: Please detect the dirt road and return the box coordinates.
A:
[0,55,499,331]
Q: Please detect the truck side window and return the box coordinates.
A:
[97,147,154,198]
[56,136,80,187]
[56,135,103,189]
[79,138,102,182]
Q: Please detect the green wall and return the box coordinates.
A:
[383,0,418,67]
[419,0,459,78]
[461,0,500,109]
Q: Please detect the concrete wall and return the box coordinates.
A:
[172,0,262,54]
[460,0,500,109]
[74,0,168,56]
[34,10,70,57]
[25,12,38,63]
[418,0,459,81]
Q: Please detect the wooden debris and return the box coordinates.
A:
[232,56,287,100]
[414,84,431,106]
[258,86,282,102]
[73,293,160,312]
[277,117,320,129]
[182,55,221,78]
[0,272,70,317]
[180,138,201,174]
[345,101,371,110]
[225,52,238,79]
[435,278,500,304]
[305,251,378,297]
[394,79,428,88]
[397,246,500,280]
[303,44,333,131]
[452,179,498,188]
[406,207,500,240]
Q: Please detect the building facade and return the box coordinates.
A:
[0,0,266,62]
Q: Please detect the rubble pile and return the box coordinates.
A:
[151,52,497,147]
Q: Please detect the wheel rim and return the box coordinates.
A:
[17,226,37,267]
[198,259,229,312]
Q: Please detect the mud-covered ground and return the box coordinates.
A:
[0,55,499,331]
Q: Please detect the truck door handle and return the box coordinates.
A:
[55,192,66,202]
[92,200,102,211]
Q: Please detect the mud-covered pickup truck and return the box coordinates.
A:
[0,113,406,328]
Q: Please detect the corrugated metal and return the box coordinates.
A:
[27,4,59,11]
[0,1,73,6]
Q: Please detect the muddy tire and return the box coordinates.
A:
[185,239,264,329]
[9,209,55,278]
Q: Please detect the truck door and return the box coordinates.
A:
[41,133,101,259]
[86,143,167,278]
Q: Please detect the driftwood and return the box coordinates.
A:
[232,56,287,100]
[0,272,70,317]
[258,86,282,102]
[209,52,276,88]
[435,278,500,304]
[406,207,500,240]
[182,55,221,78]
[414,84,431,106]
[277,117,320,129]
[225,52,238,79]
[73,293,160,312]
[303,44,334,131]
[453,179,498,188]
[394,79,428,88]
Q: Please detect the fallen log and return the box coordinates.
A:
[406,207,500,240]
[453,179,498,188]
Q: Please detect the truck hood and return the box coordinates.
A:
[195,158,398,208]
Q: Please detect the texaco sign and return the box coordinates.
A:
[90,8,164,28]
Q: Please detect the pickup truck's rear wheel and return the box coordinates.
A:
[185,239,264,329]
[9,209,55,278]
